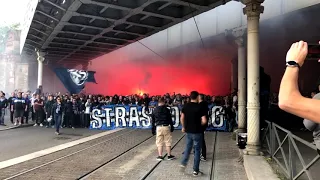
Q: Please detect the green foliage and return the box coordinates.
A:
[0,23,20,53]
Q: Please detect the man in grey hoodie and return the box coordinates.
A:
[303,92,320,155]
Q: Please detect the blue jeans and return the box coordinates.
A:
[0,108,5,124]
[0,108,6,125]
[54,114,62,133]
[181,133,203,172]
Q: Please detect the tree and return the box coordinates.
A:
[0,23,20,54]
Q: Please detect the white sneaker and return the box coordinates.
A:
[34,124,38,126]
[18,122,22,126]
[14,122,17,126]
[40,123,43,127]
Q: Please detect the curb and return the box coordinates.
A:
[0,124,34,131]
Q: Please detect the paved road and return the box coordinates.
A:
[1,127,248,180]
[0,126,104,161]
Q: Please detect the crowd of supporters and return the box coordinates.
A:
[0,90,239,130]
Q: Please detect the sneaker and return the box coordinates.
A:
[167,155,175,160]
[18,122,22,126]
[179,164,186,172]
[156,156,164,161]
[40,123,43,127]
[14,122,17,126]
[33,124,38,126]
[55,132,60,135]
[201,156,207,161]
[193,171,201,176]
[72,127,75,129]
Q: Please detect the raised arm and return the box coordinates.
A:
[279,41,320,123]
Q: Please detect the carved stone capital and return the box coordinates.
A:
[241,0,264,18]
[232,27,246,47]
[225,27,246,47]
[35,49,46,62]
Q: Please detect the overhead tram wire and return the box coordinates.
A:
[188,2,219,61]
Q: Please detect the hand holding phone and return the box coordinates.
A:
[307,43,320,59]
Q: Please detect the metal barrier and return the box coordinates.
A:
[262,121,320,180]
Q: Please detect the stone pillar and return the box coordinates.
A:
[232,27,246,133]
[242,0,264,156]
[231,58,238,92]
[36,50,46,87]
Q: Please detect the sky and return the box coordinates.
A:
[0,0,29,26]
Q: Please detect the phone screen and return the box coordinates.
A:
[307,44,320,59]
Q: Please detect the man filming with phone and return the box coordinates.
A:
[279,41,320,155]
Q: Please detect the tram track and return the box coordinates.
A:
[141,131,218,180]
[78,132,186,180]
[3,130,217,180]
[3,129,152,180]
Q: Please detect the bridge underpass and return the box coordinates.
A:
[1,0,320,179]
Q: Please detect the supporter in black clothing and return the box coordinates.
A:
[141,94,150,108]
[151,97,175,161]
[0,91,8,125]
[180,91,207,176]
[11,92,27,126]
[198,94,208,161]
[45,95,55,127]
[52,96,64,135]
[8,92,15,124]
[33,94,44,126]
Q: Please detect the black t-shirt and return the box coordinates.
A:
[182,102,206,133]
[14,98,25,111]
[199,101,209,130]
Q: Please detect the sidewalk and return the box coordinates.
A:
[0,114,33,131]
[213,132,247,180]
[145,132,247,180]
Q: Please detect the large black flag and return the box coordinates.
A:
[54,68,97,94]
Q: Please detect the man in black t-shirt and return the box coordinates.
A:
[11,92,27,126]
[180,91,207,176]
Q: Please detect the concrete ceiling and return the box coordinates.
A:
[23,0,229,65]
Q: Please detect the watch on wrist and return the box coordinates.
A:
[286,61,300,68]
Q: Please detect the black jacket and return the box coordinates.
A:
[199,101,209,131]
[0,97,8,109]
[151,105,174,134]
[45,100,54,114]
[51,103,65,115]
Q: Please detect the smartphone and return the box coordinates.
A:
[307,44,320,59]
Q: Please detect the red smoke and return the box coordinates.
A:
[83,37,235,96]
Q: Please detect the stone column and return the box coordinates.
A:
[36,50,46,87]
[231,58,238,91]
[232,27,246,133]
[242,0,264,155]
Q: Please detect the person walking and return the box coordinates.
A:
[52,97,64,135]
[151,97,175,161]
[180,91,207,176]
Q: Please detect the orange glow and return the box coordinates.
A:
[82,37,235,96]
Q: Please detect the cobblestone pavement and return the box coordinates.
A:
[0,129,150,180]
[145,132,216,180]
[213,132,247,180]
[83,131,184,180]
